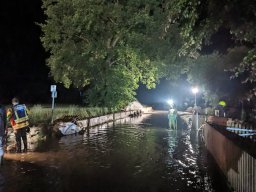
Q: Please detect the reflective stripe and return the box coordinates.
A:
[12,121,29,129]
[13,116,29,124]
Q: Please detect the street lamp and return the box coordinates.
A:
[191,87,199,129]
[167,99,174,107]
[192,87,199,107]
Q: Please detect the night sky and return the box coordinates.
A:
[0,1,81,104]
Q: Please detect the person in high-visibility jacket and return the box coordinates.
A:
[168,107,177,129]
[216,100,226,117]
[7,98,29,153]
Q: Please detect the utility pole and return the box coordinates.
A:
[50,85,57,124]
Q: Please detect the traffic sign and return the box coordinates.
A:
[51,91,57,98]
[51,85,57,92]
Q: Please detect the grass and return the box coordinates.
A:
[28,105,116,126]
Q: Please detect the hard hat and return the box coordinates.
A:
[218,100,226,107]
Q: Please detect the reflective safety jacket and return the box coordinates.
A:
[7,104,29,129]
[168,109,177,119]
[169,109,176,114]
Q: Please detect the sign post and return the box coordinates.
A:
[50,85,57,123]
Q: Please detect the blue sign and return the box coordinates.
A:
[51,91,57,98]
[51,85,57,92]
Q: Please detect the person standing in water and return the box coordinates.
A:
[7,97,29,153]
[168,107,177,129]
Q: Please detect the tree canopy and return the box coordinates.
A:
[41,0,185,108]
[41,0,256,108]
[166,0,256,83]
[187,47,250,105]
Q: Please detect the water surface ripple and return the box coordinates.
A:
[1,112,229,192]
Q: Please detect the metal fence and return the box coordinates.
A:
[226,120,256,141]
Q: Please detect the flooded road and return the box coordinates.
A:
[1,112,229,192]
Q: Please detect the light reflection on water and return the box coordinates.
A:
[1,112,229,192]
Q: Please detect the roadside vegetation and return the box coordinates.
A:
[28,105,116,126]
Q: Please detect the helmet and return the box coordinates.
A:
[218,100,226,107]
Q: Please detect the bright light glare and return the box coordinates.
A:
[167,99,174,106]
[191,87,199,94]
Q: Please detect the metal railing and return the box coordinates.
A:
[226,120,256,141]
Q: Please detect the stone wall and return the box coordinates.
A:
[6,109,153,152]
[77,111,133,128]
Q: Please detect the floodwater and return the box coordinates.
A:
[0,112,230,192]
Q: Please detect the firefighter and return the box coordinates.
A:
[7,98,29,153]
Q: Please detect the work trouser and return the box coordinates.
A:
[15,127,27,152]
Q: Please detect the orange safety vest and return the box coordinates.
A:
[7,104,29,130]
